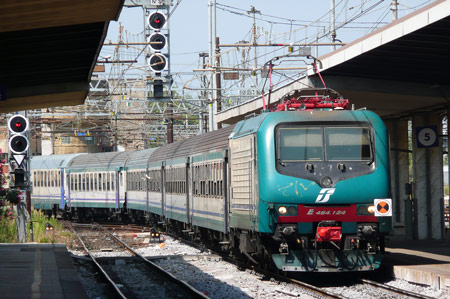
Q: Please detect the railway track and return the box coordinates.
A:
[163,231,344,299]
[359,278,435,299]
[69,223,208,299]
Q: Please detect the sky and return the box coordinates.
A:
[99,0,436,98]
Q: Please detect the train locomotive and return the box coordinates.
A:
[31,88,392,272]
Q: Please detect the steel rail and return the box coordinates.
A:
[68,223,127,299]
[360,279,435,299]
[97,224,209,299]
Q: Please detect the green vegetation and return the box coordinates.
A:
[28,209,62,243]
[0,207,18,243]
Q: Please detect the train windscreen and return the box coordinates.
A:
[277,125,372,162]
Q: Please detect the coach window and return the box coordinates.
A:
[78,174,81,191]
[98,173,102,191]
[73,174,76,191]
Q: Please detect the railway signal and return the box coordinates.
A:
[147,53,167,72]
[8,115,30,187]
[148,32,166,51]
[146,6,170,101]
[148,11,166,30]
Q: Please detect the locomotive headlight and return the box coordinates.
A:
[357,204,376,215]
[320,176,333,188]
[287,206,297,215]
[278,206,287,215]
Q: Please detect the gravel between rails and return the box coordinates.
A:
[69,232,450,299]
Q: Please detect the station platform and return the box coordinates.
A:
[385,238,450,290]
[0,243,88,299]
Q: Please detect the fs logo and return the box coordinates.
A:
[315,188,336,203]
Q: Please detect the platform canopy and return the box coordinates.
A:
[217,0,450,124]
[0,0,124,113]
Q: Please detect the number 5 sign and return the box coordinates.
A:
[416,126,439,148]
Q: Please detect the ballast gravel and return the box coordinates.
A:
[69,233,450,299]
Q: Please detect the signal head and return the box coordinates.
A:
[8,115,29,134]
[148,12,166,30]
[147,33,167,51]
[9,134,29,154]
[147,54,167,72]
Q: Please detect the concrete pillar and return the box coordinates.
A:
[411,113,444,240]
[385,118,410,234]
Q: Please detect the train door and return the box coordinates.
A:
[161,161,166,219]
[222,154,229,233]
[117,169,125,209]
[66,172,71,208]
[115,169,120,209]
[59,168,65,209]
[186,158,191,225]
[145,167,150,214]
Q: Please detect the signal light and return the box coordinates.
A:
[9,135,29,154]
[148,33,167,51]
[148,12,166,30]
[147,54,167,72]
[8,115,28,134]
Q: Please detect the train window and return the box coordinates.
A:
[70,174,73,191]
[120,173,123,187]
[99,173,102,191]
[103,173,107,191]
[277,127,323,162]
[325,127,372,161]
[106,173,110,191]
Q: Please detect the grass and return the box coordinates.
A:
[0,208,18,243]
[0,208,74,244]
[28,209,69,244]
